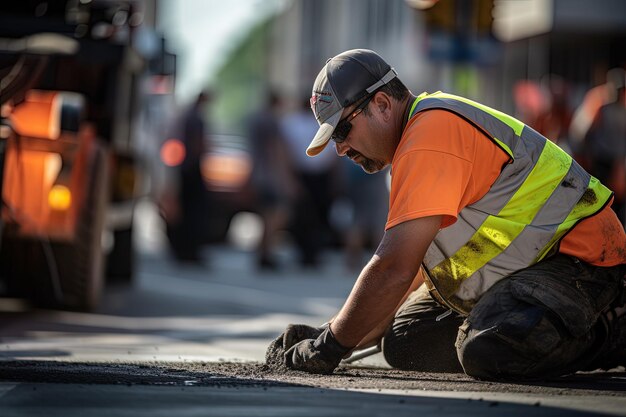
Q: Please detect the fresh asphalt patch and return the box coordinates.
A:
[1,360,625,396]
[2,361,626,417]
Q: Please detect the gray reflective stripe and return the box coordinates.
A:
[523,138,590,225]
[455,256,523,302]
[471,126,546,214]
[424,209,490,267]
[412,97,520,155]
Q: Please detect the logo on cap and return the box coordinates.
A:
[310,92,333,108]
[311,92,335,123]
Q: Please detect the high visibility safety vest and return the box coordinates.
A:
[409,92,613,315]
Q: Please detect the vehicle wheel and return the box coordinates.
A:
[53,140,109,310]
[0,140,109,311]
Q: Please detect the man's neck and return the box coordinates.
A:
[394,93,418,144]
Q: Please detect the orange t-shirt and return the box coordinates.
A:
[387,109,626,267]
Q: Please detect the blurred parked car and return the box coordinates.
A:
[201,134,256,243]
[160,134,255,250]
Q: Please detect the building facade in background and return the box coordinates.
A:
[211,0,626,136]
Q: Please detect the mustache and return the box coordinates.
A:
[346,150,361,159]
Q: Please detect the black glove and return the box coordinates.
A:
[265,324,326,368]
[284,326,351,374]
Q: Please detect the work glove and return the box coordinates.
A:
[265,324,326,367]
[284,326,351,375]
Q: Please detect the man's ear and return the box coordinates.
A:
[372,92,392,121]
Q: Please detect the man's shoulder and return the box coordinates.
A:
[395,109,471,159]
[407,108,466,131]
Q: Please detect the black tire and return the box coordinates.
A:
[0,140,109,311]
[53,140,109,310]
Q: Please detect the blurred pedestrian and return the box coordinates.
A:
[248,91,298,270]
[535,75,573,152]
[570,68,625,159]
[166,91,213,264]
[282,97,340,267]
[580,68,626,224]
[513,80,547,133]
[514,76,574,153]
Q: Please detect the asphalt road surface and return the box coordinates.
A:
[1,242,625,416]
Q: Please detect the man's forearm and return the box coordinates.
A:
[328,216,442,349]
[350,268,426,350]
[278,216,441,374]
[329,255,422,348]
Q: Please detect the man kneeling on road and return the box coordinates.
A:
[266,49,626,380]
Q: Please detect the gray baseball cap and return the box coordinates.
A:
[307,49,398,156]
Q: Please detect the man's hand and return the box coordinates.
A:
[284,327,351,374]
[265,324,325,368]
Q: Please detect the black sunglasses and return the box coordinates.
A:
[330,95,374,143]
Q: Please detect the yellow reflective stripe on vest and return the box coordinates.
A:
[499,140,572,222]
[430,139,571,290]
[428,92,525,136]
[430,216,521,284]
[534,176,613,262]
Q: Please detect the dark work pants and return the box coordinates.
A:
[382,255,626,380]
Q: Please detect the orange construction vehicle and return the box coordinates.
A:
[0,1,175,310]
